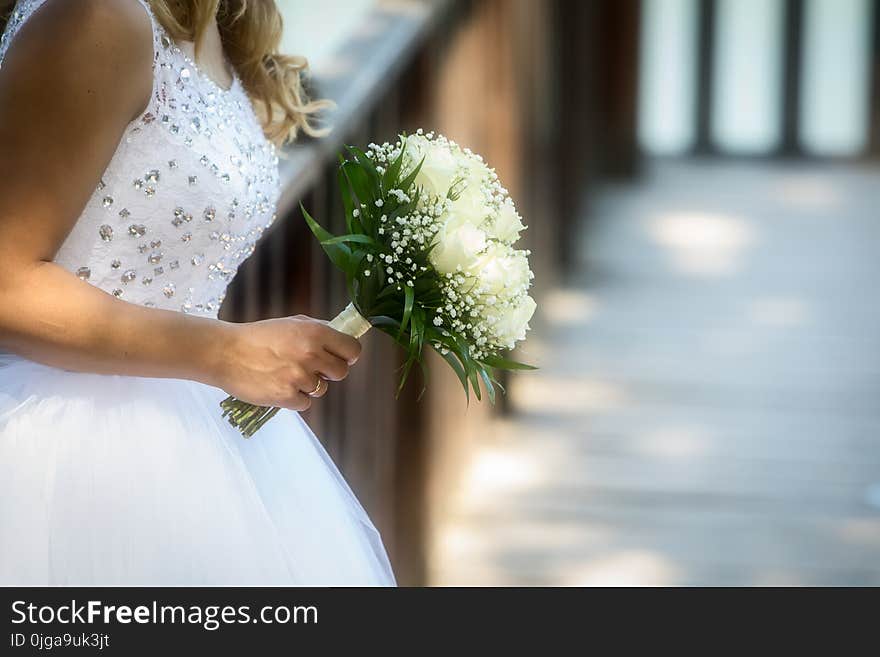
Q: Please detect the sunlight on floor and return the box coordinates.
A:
[637,426,709,461]
[462,447,543,498]
[541,289,600,326]
[561,551,679,587]
[511,376,628,415]
[647,211,754,276]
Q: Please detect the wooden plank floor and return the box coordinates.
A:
[431,160,880,586]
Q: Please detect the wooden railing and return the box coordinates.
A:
[220,0,453,585]
[219,0,636,584]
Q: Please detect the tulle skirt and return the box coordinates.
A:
[0,354,395,586]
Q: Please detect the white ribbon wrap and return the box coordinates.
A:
[328,302,371,338]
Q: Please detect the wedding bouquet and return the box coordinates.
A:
[221,130,537,436]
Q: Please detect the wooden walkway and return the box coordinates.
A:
[432,160,880,586]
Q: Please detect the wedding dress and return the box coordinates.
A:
[0,0,395,585]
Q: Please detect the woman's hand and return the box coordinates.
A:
[213,316,362,411]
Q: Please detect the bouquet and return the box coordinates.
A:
[221,130,537,436]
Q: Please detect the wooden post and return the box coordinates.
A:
[594,0,643,178]
[694,0,718,155]
[869,0,880,157]
[780,0,805,157]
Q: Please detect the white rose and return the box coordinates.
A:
[475,245,530,297]
[506,249,532,293]
[405,136,459,199]
[430,213,487,274]
[495,295,537,347]
[491,198,525,243]
[450,169,490,227]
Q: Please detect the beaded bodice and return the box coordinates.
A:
[0,0,280,317]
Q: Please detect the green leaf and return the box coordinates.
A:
[478,365,507,395]
[336,166,355,234]
[398,156,425,193]
[359,260,379,311]
[341,160,374,206]
[321,233,378,247]
[450,338,481,402]
[481,354,538,370]
[396,353,416,396]
[407,310,421,361]
[348,146,381,189]
[376,284,400,301]
[439,349,470,403]
[382,138,406,190]
[468,364,482,401]
[413,307,426,353]
[302,204,351,274]
[368,315,402,331]
[478,366,496,404]
[399,284,414,339]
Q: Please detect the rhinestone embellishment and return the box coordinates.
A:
[37,21,282,317]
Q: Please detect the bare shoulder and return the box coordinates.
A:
[8,0,153,56]
[1,0,153,116]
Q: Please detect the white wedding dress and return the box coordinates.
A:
[0,0,395,585]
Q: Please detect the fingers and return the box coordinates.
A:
[319,324,362,365]
[278,390,311,412]
[302,376,328,398]
[277,370,324,410]
[291,369,327,402]
[310,350,350,382]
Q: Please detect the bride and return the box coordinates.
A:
[0,0,395,585]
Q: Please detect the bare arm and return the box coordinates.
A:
[0,0,360,410]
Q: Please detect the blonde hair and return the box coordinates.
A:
[150,0,330,145]
[1,0,328,144]
[0,0,333,144]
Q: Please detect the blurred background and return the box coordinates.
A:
[227,0,880,585]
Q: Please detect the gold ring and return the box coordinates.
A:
[307,378,326,397]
